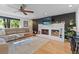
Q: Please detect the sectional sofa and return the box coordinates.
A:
[0,28,30,42]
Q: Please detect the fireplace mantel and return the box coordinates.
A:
[38,23,65,42]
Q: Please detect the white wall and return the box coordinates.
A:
[76,8,79,35]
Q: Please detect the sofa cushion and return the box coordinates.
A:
[0,38,6,44]
[5,28,29,35]
[0,34,17,42]
[13,34,24,38]
[0,32,30,42]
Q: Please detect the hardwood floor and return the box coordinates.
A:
[64,41,72,54]
[0,44,8,54]
[33,40,72,54]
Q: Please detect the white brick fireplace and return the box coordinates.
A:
[37,23,65,42]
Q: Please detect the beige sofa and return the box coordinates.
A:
[0,28,30,42]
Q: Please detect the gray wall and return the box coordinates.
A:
[52,12,76,29]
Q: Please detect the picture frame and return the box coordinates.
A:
[23,21,28,27]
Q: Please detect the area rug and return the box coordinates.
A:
[8,36,49,54]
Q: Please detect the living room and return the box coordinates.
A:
[0,4,79,54]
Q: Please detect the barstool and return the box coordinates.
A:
[70,37,76,54]
[73,36,79,54]
[76,42,79,53]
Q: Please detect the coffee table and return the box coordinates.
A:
[12,38,32,53]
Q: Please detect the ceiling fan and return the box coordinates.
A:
[19,4,34,15]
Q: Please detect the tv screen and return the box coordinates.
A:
[42,17,52,25]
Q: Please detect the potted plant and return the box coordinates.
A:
[65,25,76,41]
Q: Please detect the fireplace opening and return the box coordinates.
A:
[41,29,49,35]
[51,30,59,36]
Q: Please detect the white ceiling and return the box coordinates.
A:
[0,4,79,19]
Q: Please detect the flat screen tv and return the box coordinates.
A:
[38,17,52,25]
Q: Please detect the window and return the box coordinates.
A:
[0,18,4,28]
[10,19,20,28]
[0,16,20,28]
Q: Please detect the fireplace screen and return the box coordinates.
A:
[51,30,59,36]
[41,29,49,35]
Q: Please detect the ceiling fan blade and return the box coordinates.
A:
[19,4,34,15]
[22,11,27,15]
[23,10,34,13]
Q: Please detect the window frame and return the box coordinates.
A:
[0,16,20,29]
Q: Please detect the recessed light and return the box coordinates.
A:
[68,5,72,8]
[45,12,47,15]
